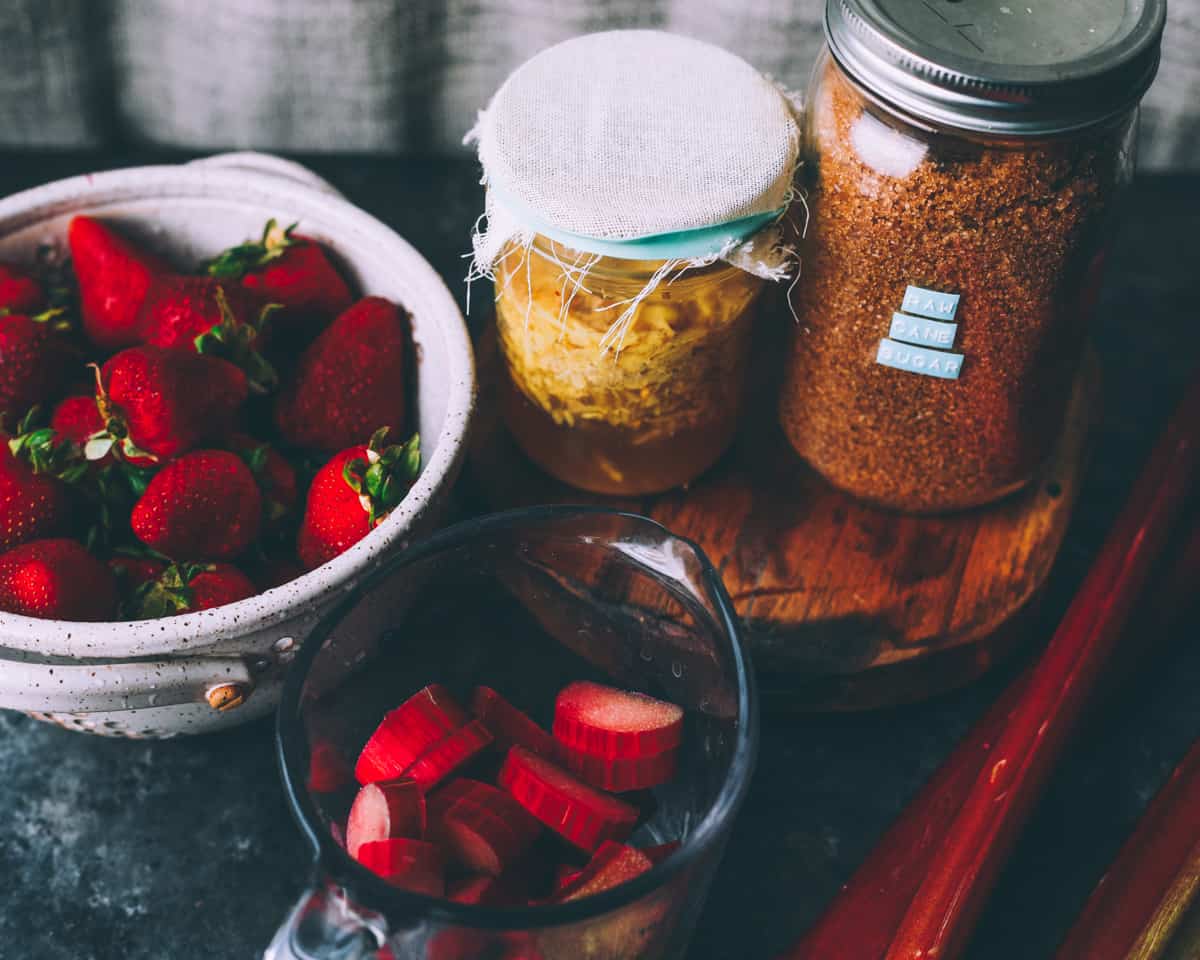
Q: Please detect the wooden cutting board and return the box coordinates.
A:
[466,326,1096,711]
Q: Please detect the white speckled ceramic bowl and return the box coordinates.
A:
[0,153,475,738]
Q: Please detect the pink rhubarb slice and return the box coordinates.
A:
[438,791,542,877]
[355,684,468,785]
[355,838,445,896]
[472,686,558,758]
[404,719,493,791]
[345,779,426,859]
[555,842,654,902]
[553,682,683,760]
[558,745,678,793]
[499,746,638,852]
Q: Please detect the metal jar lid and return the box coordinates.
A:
[825,0,1166,135]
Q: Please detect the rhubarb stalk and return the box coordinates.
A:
[883,374,1200,960]
[780,372,1200,960]
[1054,736,1200,960]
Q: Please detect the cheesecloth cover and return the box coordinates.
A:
[465,30,803,345]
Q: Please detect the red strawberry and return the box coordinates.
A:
[68,216,170,350]
[8,408,148,551]
[130,450,261,560]
[0,309,77,425]
[95,346,248,461]
[50,395,104,447]
[207,219,353,317]
[274,296,409,453]
[130,561,256,618]
[138,279,278,391]
[227,433,298,523]
[0,440,72,552]
[49,394,159,473]
[108,554,166,592]
[297,428,419,570]
[184,564,257,609]
[0,538,118,620]
[137,275,255,352]
[47,393,156,475]
[0,262,44,313]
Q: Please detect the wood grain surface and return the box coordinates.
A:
[468,326,1097,710]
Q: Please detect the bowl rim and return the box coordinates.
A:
[275,504,760,934]
[0,161,475,656]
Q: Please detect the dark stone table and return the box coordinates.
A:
[0,153,1196,960]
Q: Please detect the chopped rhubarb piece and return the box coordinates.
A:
[439,795,541,877]
[499,746,639,852]
[405,719,493,790]
[558,744,678,792]
[355,838,445,896]
[308,739,352,793]
[429,778,532,822]
[345,779,426,859]
[556,842,654,902]
[553,682,683,760]
[427,778,494,822]
[355,685,468,785]
[642,841,680,865]
[472,686,558,758]
[554,864,583,892]
[447,873,503,906]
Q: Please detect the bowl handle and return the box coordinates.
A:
[0,654,256,714]
[186,151,343,198]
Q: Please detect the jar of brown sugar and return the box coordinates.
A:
[780,0,1166,512]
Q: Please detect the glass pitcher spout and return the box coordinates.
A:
[265,883,387,960]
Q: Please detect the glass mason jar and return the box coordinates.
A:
[495,237,765,496]
[779,0,1164,513]
[266,508,757,960]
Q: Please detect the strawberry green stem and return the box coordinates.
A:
[205,218,298,279]
[342,428,422,527]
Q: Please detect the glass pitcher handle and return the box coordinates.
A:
[264,884,387,960]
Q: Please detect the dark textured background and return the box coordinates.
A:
[0,1,1196,168]
[0,153,1197,960]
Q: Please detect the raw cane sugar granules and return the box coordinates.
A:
[778,57,1135,512]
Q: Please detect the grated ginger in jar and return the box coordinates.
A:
[494,238,764,495]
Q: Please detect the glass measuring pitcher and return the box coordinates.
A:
[267,507,758,959]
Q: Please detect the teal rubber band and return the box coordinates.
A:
[489,185,786,261]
